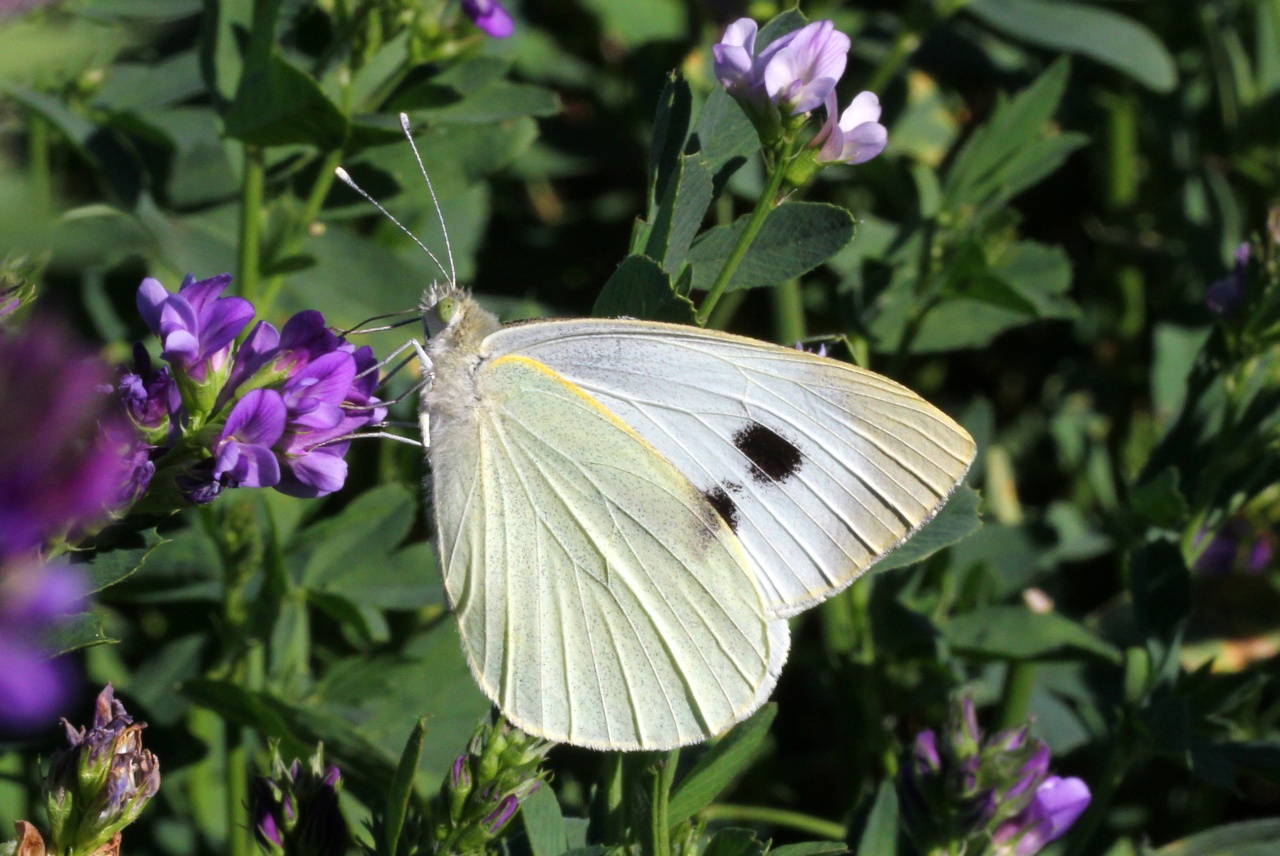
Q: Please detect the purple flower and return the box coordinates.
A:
[0,0,58,21]
[763,20,849,115]
[994,776,1092,856]
[713,17,850,142]
[1206,243,1250,316]
[712,18,775,105]
[897,697,1089,856]
[273,352,358,498]
[1194,518,1274,576]
[119,344,180,434]
[484,795,519,834]
[461,0,514,38]
[136,274,254,383]
[814,90,887,165]
[44,684,160,853]
[214,389,286,490]
[0,321,130,559]
[0,562,85,736]
[222,310,346,406]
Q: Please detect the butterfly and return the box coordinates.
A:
[416,285,974,750]
[336,123,975,751]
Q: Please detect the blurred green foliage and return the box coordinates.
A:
[3,0,1280,854]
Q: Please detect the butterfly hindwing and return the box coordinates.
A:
[486,320,976,618]
[429,352,788,750]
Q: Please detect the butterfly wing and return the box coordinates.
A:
[429,352,788,750]
[486,320,976,618]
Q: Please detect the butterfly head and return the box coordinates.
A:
[420,284,500,362]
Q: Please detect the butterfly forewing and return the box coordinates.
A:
[486,320,976,618]
[429,352,788,750]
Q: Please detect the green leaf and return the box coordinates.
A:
[649,73,693,208]
[1151,324,1211,426]
[182,679,311,759]
[407,82,560,124]
[651,155,715,275]
[942,605,1122,663]
[1130,539,1191,645]
[668,704,777,826]
[223,54,348,149]
[703,828,766,856]
[183,678,401,807]
[293,484,416,589]
[79,529,166,594]
[578,0,687,49]
[42,612,111,655]
[261,254,316,277]
[871,486,983,573]
[384,718,428,856]
[849,779,897,856]
[943,60,1085,215]
[688,202,856,293]
[968,0,1176,93]
[772,844,849,855]
[689,88,757,190]
[594,255,696,323]
[522,781,570,856]
[1130,468,1189,529]
[1151,819,1280,855]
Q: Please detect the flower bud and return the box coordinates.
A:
[435,719,550,850]
[43,685,160,855]
[250,744,348,856]
[896,696,1091,856]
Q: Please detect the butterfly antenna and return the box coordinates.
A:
[339,309,421,337]
[333,166,452,283]
[399,113,456,286]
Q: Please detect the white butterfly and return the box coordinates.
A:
[416,285,974,750]
[338,123,976,751]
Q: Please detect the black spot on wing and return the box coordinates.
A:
[734,422,803,484]
[703,483,741,532]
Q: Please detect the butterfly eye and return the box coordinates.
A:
[435,298,459,324]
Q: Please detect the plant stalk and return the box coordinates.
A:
[237,145,266,306]
[699,804,846,841]
[696,139,795,326]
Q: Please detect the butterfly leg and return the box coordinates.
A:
[411,338,434,450]
[359,338,422,383]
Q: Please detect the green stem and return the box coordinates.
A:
[996,661,1038,731]
[699,804,846,841]
[238,145,266,305]
[258,148,344,318]
[865,22,920,94]
[696,139,795,326]
[706,289,747,330]
[28,112,51,211]
[226,721,251,856]
[771,279,806,345]
[1061,738,1132,856]
[651,750,678,856]
[890,219,940,377]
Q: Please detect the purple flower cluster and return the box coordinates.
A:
[1194,517,1275,576]
[0,321,128,735]
[120,275,384,508]
[439,719,550,850]
[461,0,513,38]
[250,746,348,856]
[898,698,1091,856]
[713,16,886,166]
